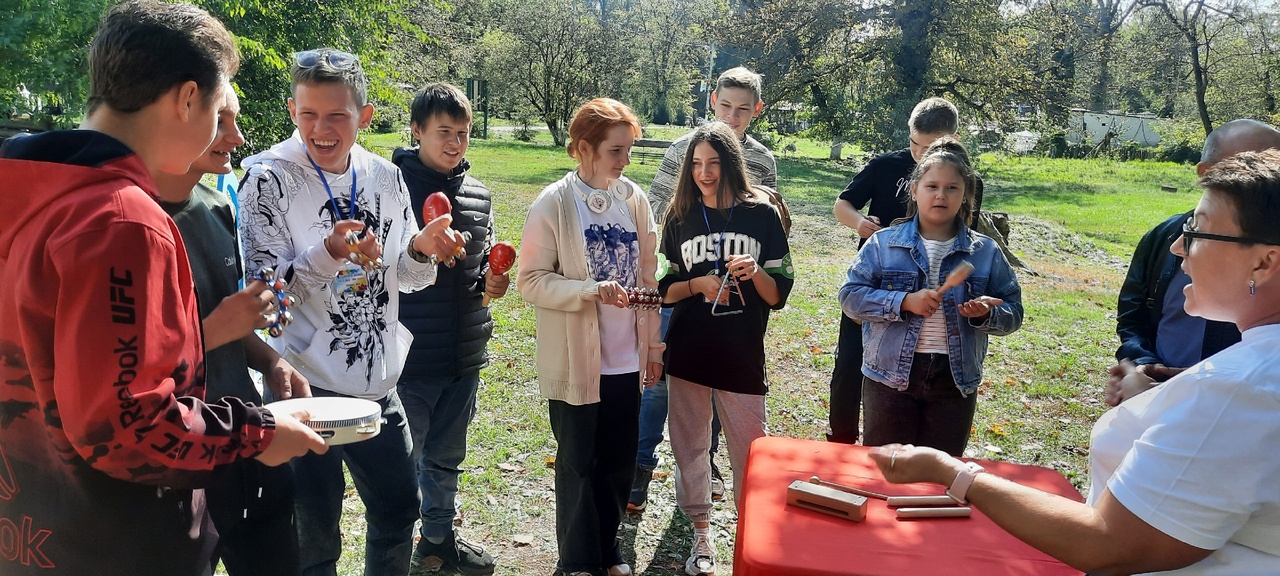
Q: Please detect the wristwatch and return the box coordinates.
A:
[946,461,986,504]
[406,243,439,266]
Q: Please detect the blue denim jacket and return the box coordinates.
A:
[838,217,1023,395]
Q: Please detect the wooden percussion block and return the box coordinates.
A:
[787,479,868,522]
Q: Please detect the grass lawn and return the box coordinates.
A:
[303,132,1199,575]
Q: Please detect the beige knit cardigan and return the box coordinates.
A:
[516,172,665,405]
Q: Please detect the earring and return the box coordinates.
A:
[1250,279,1256,296]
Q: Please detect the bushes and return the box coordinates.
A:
[1152,118,1204,164]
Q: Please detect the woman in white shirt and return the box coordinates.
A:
[871,149,1280,575]
[516,98,664,576]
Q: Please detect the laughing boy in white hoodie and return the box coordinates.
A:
[237,48,465,576]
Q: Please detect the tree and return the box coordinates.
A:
[731,0,1055,151]
[486,0,615,146]
[194,0,427,152]
[0,0,113,124]
[1140,0,1249,135]
[614,0,723,125]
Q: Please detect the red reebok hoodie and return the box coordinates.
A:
[0,130,276,575]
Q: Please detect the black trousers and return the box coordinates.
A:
[206,458,301,576]
[861,353,978,457]
[548,372,641,574]
[827,313,863,444]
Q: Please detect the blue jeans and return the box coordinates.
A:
[636,307,719,470]
[397,371,481,539]
[293,387,420,576]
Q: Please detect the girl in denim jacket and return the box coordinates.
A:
[838,138,1022,456]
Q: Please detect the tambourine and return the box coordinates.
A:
[265,397,383,446]
[252,267,293,338]
[625,286,661,310]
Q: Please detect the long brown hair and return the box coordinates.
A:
[904,136,979,226]
[664,121,764,227]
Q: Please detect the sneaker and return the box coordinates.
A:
[709,460,725,502]
[627,464,655,512]
[684,534,716,575]
[607,564,634,576]
[411,530,496,575]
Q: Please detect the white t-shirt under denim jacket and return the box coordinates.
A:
[1088,323,1280,574]
[238,132,437,399]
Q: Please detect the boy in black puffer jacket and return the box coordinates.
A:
[392,82,508,575]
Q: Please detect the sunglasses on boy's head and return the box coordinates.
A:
[1180,215,1277,253]
[294,50,359,70]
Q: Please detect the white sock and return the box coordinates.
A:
[426,535,445,545]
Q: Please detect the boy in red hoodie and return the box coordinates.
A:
[0,2,325,575]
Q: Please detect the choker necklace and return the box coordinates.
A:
[576,172,632,214]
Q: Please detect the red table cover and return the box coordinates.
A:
[733,437,1085,576]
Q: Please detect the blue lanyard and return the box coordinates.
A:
[700,200,737,274]
[303,147,358,221]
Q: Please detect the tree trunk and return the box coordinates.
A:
[1190,40,1213,135]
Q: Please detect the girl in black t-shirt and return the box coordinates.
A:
[657,121,793,575]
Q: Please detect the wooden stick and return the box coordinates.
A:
[809,475,957,506]
[939,260,974,293]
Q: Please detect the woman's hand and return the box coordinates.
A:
[958,296,1005,319]
[868,444,961,486]
[642,361,663,388]
[902,289,942,317]
[597,280,630,308]
[1105,359,1160,406]
[726,254,762,282]
[689,275,725,303]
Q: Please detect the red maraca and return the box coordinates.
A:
[422,191,468,267]
[483,241,517,306]
[423,190,452,220]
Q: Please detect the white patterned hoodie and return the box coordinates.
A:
[239,131,436,399]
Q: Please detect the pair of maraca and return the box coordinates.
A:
[423,191,517,306]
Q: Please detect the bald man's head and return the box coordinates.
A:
[1198,119,1280,175]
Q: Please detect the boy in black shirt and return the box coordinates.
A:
[829,97,970,444]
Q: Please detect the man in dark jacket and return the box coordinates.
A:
[1108,119,1280,405]
[393,83,508,576]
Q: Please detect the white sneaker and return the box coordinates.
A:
[684,534,716,575]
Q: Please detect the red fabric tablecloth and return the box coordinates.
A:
[733,437,1085,576]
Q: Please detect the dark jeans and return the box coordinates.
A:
[293,387,420,576]
[398,371,481,539]
[861,353,977,457]
[549,373,641,573]
[206,458,300,576]
[827,313,863,444]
